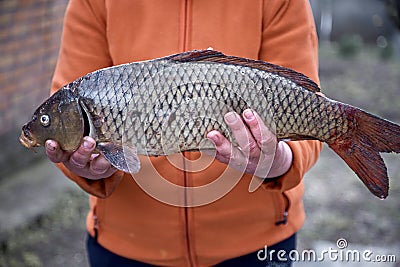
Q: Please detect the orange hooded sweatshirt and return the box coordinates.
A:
[51,0,322,266]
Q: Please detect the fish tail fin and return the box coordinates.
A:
[329,108,400,199]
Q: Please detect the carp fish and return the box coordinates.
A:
[20,50,400,198]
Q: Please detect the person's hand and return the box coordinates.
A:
[45,136,117,180]
[207,109,293,178]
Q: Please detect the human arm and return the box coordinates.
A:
[260,0,322,190]
[46,0,123,198]
[45,137,116,180]
[209,0,322,189]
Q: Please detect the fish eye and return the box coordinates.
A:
[40,114,50,127]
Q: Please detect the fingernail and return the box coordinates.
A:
[83,138,95,149]
[225,112,237,124]
[207,132,220,145]
[211,135,220,145]
[243,109,254,120]
[45,140,56,151]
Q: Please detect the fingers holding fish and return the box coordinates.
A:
[206,130,230,161]
[45,140,71,163]
[224,111,259,156]
[68,136,96,168]
[64,137,116,179]
[207,110,268,176]
[206,129,252,173]
[207,110,293,179]
[240,110,277,177]
[89,155,117,176]
[235,110,287,178]
[240,109,293,178]
[46,136,117,180]
[241,109,276,154]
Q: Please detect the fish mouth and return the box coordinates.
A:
[19,126,38,150]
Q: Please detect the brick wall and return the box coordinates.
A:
[0,0,68,177]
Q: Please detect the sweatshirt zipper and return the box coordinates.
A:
[181,0,195,266]
[183,174,195,267]
[93,205,99,240]
[274,192,290,226]
[180,0,191,51]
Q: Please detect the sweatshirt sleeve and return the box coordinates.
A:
[259,0,323,191]
[51,0,123,198]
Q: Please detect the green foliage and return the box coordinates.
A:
[378,42,394,60]
[337,35,364,58]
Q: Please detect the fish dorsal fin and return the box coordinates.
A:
[168,50,320,93]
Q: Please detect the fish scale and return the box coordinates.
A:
[20,50,400,198]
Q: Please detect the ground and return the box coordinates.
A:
[0,45,399,267]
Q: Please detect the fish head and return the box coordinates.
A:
[20,89,85,152]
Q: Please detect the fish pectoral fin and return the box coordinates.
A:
[97,142,140,174]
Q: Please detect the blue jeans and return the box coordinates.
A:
[86,233,295,267]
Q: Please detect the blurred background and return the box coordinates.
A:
[0,0,399,266]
